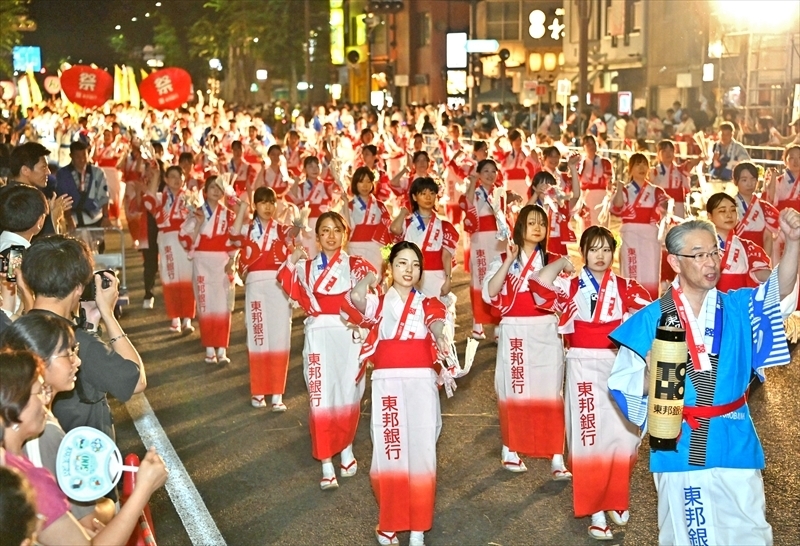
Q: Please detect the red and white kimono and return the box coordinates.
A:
[225,158,257,196]
[735,194,779,250]
[236,218,294,397]
[285,179,341,260]
[532,268,649,516]
[121,154,148,247]
[341,287,449,533]
[716,231,771,293]
[347,195,394,273]
[578,155,613,228]
[439,139,470,224]
[650,161,691,218]
[179,203,237,348]
[277,250,375,460]
[93,141,123,221]
[532,169,577,256]
[142,188,195,320]
[253,164,295,224]
[610,182,668,299]
[384,133,407,178]
[401,213,459,298]
[497,148,540,198]
[482,249,567,458]
[285,144,305,178]
[770,169,800,262]
[460,186,508,325]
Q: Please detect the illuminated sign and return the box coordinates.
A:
[12,46,41,72]
[330,0,345,65]
[446,33,467,69]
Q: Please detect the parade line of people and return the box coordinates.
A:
[3,100,800,546]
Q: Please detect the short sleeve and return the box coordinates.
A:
[74,330,141,402]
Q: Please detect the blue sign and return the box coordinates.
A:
[12,46,42,72]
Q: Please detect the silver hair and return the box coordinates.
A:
[665,219,717,255]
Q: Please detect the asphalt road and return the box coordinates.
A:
[111,242,800,546]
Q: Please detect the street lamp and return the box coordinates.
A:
[499,48,510,106]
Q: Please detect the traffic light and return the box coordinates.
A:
[499,49,510,62]
[368,0,404,13]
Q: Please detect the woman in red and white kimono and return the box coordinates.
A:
[439,124,469,226]
[706,192,771,292]
[766,146,800,262]
[578,135,613,229]
[732,162,778,259]
[532,226,650,540]
[142,164,196,334]
[482,204,572,479]
[650,140,698,219]
[532,146,580,254]
[495,129,540,198]
[94,128,124,224]
[179,175,237,365]
[232,187,299,411]
[277,212,376,490]
[460,159,508,340]
[390,177,459,305]
[252,144,296,225]
[342,241,455,546]
[285,156,342,260]
[389,151,433,212]
[527,169,577,257]
[119,141,147,248]
[344,166,394,275]
[610,153,669,299]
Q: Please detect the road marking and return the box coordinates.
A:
[126,393,226,545]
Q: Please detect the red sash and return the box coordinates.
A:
[682,393,747,430]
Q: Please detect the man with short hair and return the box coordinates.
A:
[609,211,800,545]
[709,122,750,190]
[18,235,146,442]
[55,140,111,231]
[3,142,71,235]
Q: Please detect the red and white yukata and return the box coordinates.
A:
[650,162,691,218]
[121,154,148,247]
[347,195,394,274]
[533,268,650,516]
[285,144,305,178]
[716,231,771,293]
[341,287,450,534]
[285,179,341,260]
[771,169,800,262]
[94,142,123,221]
[439,139,470,225]
[255,165,296,225]
[225,158,257,197]
[179,203,237,349]
[482,249,567,458]
[460,186,508,326]
[142,188,195,320]
[735,193,779,251]
[236,218,294,397]
[531,168,576,256]
[610,182,668,299]
[277,250,376,460]
[579,155,613,228]
[400,213,459,298]
[497,149,539,199]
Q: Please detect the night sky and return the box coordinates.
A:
[21,0,206,70]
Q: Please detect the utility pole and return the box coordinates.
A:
[304,0,311,111]
[577,0,590,137]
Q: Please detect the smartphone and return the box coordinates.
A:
[5,245,24,282]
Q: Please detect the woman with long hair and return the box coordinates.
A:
[344,166,395,275]
[277,211,376,490]
[482,204,572,478]
[343,241,455,546]
[533,226,651,540]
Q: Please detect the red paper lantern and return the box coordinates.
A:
[140,67,192,110]
[60,65,112,107]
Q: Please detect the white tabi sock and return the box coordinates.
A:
[216,348,227,359]
[551,454,566,470]
[340,444,355,466]
[205,347,215,358]
[409,531,425,546]
[591,511,607,527]
[271,394,283,405]
[321,462,335,479]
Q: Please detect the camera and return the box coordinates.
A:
[0,245,25,282]
[80,269,116,302]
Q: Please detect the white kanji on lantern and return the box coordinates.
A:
[78,73,97,91]
[154,75,174,96]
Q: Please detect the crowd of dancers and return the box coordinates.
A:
[9,101,800,545]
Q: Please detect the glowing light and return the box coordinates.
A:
[131,17,137,22]
[713,0,799,31]
[253,37,259,43]
[256,69,268,80]
[145,13,150,17]
[543,52,558,72]
[155,2,162,6]
[297,81,309,91]
[115,24,121,30]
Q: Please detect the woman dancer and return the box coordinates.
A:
[343,241,454,546]
[179,175,237,364]
[532,226,650,540]
[482,204,571,478]
[390,177,459,302]
[732,162,778,258]
[232,187,298,410]
[610,153,669,299]
[461,159,508,340]
[706,192,771,292]
[277,211,376,490]
[143,163,196,333]
[345,166,394,275]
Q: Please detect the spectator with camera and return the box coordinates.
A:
[2,142,71,236]
[0,184,49,324]
[16,235,146,445]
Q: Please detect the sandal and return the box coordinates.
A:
[375,528,399,545]
[552,468,572,481]
[340,459,358,478]
[251,395,266,408]
[319,476,339,490]
[588,525,614,540]
[501,458,528,473]
[271,402,287,413]
[607,510,629,526]
[471,328,486,340]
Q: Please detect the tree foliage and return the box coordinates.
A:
[0,0,30,76]
[153,12,187,67]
